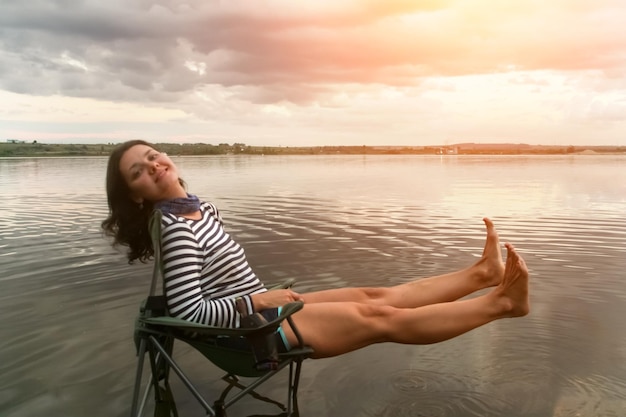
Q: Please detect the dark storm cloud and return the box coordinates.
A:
[0,0,459,105]
[0,0,192,100]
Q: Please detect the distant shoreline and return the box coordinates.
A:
[1,142,625,157]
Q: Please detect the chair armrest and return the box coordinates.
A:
[141,301,304,339]
[141,316,246,336]
[267,278,296,290]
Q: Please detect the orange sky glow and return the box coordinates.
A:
[0,0,625,146]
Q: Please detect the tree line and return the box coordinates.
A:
[1,141,624,157]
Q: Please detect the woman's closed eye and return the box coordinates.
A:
[130,166,145,180]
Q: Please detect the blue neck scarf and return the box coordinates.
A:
[154,194,201,215]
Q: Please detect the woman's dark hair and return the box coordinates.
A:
[101,140,185,263]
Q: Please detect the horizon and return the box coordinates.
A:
[4,139,624,149]
[1,1,626,147]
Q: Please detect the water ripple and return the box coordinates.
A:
[2,155,626,417]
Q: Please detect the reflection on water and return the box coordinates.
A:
[1,155,625,417]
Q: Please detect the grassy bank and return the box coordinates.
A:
[1,142,625,157]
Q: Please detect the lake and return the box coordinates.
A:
[1,154,625,417]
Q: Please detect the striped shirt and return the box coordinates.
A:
[161,201,267,327]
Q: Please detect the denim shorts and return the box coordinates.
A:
[260,307,291,353]
[215,308,292,354]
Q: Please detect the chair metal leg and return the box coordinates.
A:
[287,361,294,415]
[137,374,153,417]
[149,335,216,416]
[285,359,304,417]
[131,338,147,417]
[132,339,164,417]
[138,348,176,417]
[220,374,286,411]
[222,356,292,409]
[136,333,309,417]
[290,359,304,416]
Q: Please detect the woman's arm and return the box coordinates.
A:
[250,289,303,311]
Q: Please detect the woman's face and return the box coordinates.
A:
[119,144,185,203]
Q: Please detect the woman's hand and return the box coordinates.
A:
[251,289,304,311]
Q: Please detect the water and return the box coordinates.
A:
[1,154,625,417]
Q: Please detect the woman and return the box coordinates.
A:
[102,140,529,359]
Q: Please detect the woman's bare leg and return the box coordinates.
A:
[284,243,529,358]
[302,218,505,308]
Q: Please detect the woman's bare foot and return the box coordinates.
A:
[473,217,506,287]
[494,243,530,318]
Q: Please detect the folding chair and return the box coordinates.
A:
[130,210,314,417]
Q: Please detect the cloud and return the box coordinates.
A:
[1,0,625,108]
[0,0,625,146]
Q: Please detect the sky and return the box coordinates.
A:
[1,0,625,147]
